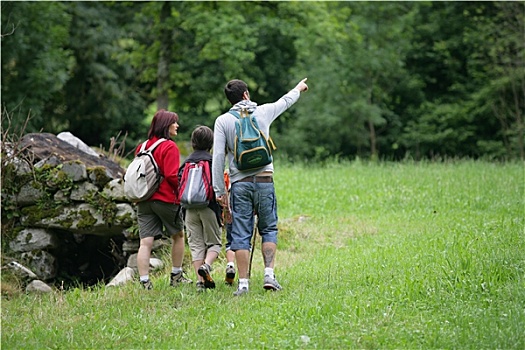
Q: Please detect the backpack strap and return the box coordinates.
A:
[138,140,149,153]
[229,110,240,119]
[147,138,167,152]
[229,108,250,119]
[139,138,167,178]
[139,138,167,153]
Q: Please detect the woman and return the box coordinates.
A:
[135,109,191,289]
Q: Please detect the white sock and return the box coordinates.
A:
[264,268,274,278]
[238,278,249,290]
[172,267,182,274]
[227,262,235,268]
[140,275,149,282]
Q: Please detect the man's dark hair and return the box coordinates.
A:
[224,79,249,105]
[191,125,214,151]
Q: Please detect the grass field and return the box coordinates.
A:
[1,160,524,349]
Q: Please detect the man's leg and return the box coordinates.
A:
[193,259,204,282]
[261,241,276,269]
[230,182,255,295]
[261,241,281,291]
[235,249,250,279]
[256,183,282,291]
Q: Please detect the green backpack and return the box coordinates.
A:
[230,108,276,171]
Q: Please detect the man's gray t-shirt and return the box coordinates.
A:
[212,88,301,197]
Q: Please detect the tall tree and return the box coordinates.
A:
[347,2,416,159]
[156,1,172,110]
[401,1,524,160]
[1,1,72,131]
[2,1,522,160]
[281,2,416,160]
[63,2,146,147]
[122,1,261,137]
[468,2,525,159]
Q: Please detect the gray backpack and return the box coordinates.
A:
[178,160,214,209]
[124,138,166,202]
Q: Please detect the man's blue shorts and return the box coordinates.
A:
[229,181,278,251]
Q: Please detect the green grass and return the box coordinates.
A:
[2,160,524,349]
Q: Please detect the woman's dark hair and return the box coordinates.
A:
[224,79,249,105]
[147,109,179,139]
[191,125,213,151]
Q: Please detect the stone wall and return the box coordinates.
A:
[2,132,164,291]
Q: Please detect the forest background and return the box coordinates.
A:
[1,1,524,161]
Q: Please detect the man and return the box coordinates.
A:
[212,78,309,296]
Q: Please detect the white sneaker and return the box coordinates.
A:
[263,275,282,291]
[233,286,249,296]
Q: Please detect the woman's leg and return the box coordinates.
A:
[137,236,154,277]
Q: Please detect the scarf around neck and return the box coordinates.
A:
[230,100,258,114]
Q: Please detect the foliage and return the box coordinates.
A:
[1,1,523,160]
[62,2,147,148]
[284,2,417,160]
[1,1,72,131]
[400,2,524,160]
[1,107,34,243]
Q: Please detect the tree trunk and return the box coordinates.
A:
[156,2,172,111]
[368,119,377,158]
[367,86,378,158]
[511,76,524,160]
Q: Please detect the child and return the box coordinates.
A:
[179,126,222,291]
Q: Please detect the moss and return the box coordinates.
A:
[87,166,110,186]
[126,224,140,240]
[1,163,26,195]
[3,154,135,246]
[0,224,23,253]
[34,165,73,192]
[86,192,117,224]
[56,217,74,229]
[116,212,134,227]
[48,169,73,191]
[38,164,55,171]
[19,172,33,185]
[21,205,63,226]
[1,198,20,221]
[88,165,106,175]
[24,231,33,244]
[28,166,75,210]
[76,210,97,229]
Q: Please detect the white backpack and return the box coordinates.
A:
[124,138,166,202]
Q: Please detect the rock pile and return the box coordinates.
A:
[2,132,166,293]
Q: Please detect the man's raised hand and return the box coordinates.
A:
[295,78,308,92]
